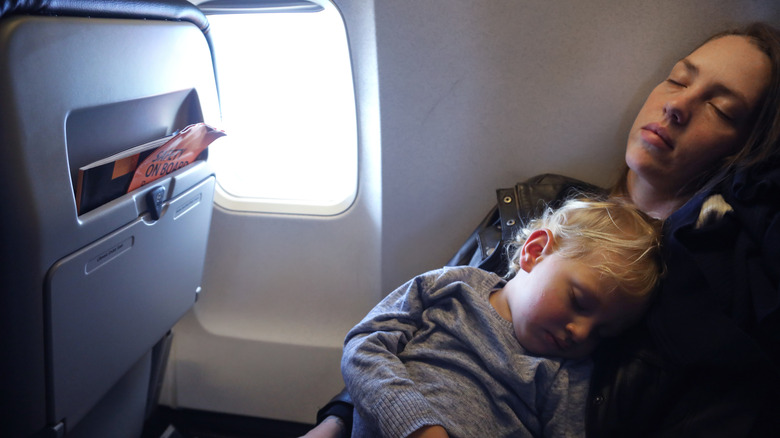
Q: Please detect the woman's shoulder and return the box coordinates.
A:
[669,163,780,232]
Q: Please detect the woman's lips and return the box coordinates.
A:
[641,123,674,150]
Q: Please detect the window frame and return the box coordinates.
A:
[202,0,359,216]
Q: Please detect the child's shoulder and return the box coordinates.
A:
[418,265,504,291]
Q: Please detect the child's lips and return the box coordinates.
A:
[547,331,569,351]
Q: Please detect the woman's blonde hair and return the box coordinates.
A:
[507,197,663,299]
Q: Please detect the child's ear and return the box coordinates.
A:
[519,229,552,273]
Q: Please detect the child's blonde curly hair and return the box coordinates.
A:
[507,197,664,299]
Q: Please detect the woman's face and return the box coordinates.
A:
[625,35,771,198]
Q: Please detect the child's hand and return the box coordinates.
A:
[298,415,346,438]
[407,425,449,438]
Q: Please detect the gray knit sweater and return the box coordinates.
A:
[342,266,591,438]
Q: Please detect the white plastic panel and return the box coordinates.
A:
[46,177,214,427]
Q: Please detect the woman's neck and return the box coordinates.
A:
[626,171,686,220]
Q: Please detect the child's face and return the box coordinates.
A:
[504,230,648,359]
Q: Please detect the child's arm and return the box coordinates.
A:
[341,271,448,438]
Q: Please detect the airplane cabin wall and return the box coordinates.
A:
[164,0,780,425]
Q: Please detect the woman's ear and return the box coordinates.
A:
[519,229,552,273]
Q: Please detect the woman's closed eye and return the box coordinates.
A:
[708,102,733,121]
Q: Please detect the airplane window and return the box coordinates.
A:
[206,4,357,215]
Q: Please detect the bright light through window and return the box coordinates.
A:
[207,5,357,215]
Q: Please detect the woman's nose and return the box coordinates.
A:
[663,98,690,125]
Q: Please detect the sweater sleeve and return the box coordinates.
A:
[341,271,445,438]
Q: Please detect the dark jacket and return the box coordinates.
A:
[589,165,780,437]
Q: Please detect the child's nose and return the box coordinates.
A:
[566,319,596,343]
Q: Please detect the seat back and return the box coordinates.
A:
[0,1,221,436]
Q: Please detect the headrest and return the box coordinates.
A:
[0,0,210,33]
